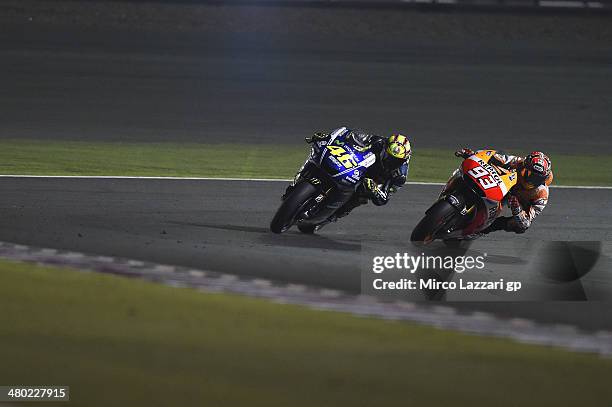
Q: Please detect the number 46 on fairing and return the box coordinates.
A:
[326,145,357,169]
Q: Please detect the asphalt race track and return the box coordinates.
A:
[0,177,611,330]
[1,13,611,331]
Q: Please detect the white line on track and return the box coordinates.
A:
[0,174,610,190]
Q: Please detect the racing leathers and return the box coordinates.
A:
[290,127,409,220]
[457,149,553,234]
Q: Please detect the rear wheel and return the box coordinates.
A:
[410,200,458,243]
[270,182,318,234]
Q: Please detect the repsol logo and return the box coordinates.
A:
[476,158,502,185]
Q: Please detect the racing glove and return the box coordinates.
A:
[455,148,475,159]
[364,178,377,191]
[508,195,522,216]
[305,132,329,144]
[364,178,387,203]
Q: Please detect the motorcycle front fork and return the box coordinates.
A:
[283,160,315,200]
[439,169,461,199]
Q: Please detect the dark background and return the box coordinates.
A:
[1,0,611,153]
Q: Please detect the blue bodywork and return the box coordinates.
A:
[310,131,376,189]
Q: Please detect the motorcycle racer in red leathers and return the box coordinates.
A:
[454,148,553,234]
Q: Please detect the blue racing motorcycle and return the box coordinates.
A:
[270,128,377,234]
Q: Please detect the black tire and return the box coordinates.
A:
[270,182,318,234]
[297,224,317,234]
[411,200,457,243]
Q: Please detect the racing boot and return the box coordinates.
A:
[310,198,360,231]
[297,223,319,234]
[332,194,368,221]
[298,220,329,234]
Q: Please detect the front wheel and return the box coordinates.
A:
[270,182,318,234]
[410,200,458,243]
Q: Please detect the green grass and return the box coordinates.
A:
[0,139,610,186]
[1,259,611,407]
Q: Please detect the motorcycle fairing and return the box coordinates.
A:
[312,129,376,188]
[462,154,507,202]
[444,150,518,237]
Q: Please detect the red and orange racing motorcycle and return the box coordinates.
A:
[411,150,518,244]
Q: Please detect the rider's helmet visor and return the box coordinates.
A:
[520,167,546,189]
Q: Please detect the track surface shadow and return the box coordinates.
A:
[167,220,362,252]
